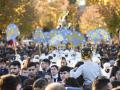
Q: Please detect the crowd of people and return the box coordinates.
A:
[0,41,120,90]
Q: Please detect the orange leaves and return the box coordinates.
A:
[80,5,106,34]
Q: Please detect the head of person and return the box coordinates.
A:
[44,73,52,83]
[20,68,28,77]
[35,62,40,72]
[115,69,120,81]
[0,74,21,90]
[9,61,21,75]
[115,59,120,67]
[65,77,79,87]
[51,65,59,76]
[92,76,112,90]
[66,42,72,50]
[41,59,50,71]
[27,62,37,78]
[81,48,92,60]
[45,83,65,90]
[23,85,32,90]
[61,57,67,67]
[111,80,120,88]
[59,66,71,81]
[23,79,34,90]
[0,58,7,69]
[33,78,48,90]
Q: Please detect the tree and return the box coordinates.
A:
[80,5,106,34]
[86,0,120,35]
[0,0,36,37]
[32,0,69,31]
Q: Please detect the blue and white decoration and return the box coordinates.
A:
[33,28,45,43]
[6,23,20,41]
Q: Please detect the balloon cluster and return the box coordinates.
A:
[33,28,45,43]
[33,27,86,46]
[86,28,111,44]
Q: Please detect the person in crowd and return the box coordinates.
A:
[70,48,101,90]
[44,73,53,84]
[111,80,120,88]
[45,83,66,90]
[101,62,111,78]
[110,59,120,80]
[27,62,38,80]
[92,76,113,90]
[9,61,27,84]
[35,62,41,72]
[40,59,51,75]
[59,66,71,84]
[20,68,28,77]
[23,86,32,90]
[115,69,120,81]
[0,58,8,76]
[61,57,68,67]
[33,78,48,90]
[23,78,34,90]
[9,61,21,75]
[74,61,84,87]
[65,77,80,87]
[50,65,61,82]
[0,74,22,90]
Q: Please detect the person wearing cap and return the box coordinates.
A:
[70,48,101,90]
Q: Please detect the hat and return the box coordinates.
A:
[103,62,110,69]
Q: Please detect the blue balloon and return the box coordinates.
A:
[44,32,50,42]
[33,28,45,43]
[71,31,86,46]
